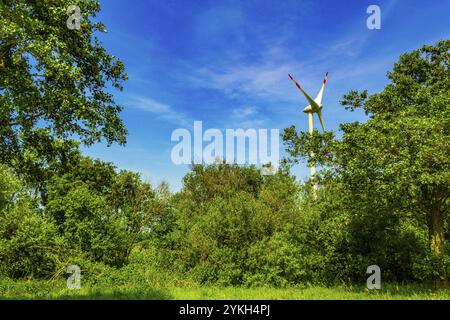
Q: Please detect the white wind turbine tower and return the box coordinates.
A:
[288,72,329,191]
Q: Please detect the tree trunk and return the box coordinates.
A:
[429,208,445,256]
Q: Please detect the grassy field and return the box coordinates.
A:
[0,279,449,300]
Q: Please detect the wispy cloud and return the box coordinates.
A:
[228,106,269,128]
[232,106,257,118]
[126,96,191,126]
[188,62,295,102]
[183,32,396,108]
[185,47,328,106]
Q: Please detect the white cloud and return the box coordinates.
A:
[185,44,329,105]
[191,61,310,103]
[229,106,269,128]
[127,96,190,126]
[232,106,257,119]
[132,97,171,113]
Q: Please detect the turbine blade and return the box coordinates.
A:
[317,110,325,131]
[288,74,319,109]
[314,72,328,105]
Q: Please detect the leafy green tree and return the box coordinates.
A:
[108,170,170,251]
[180,163,264,210]
[0,0,127,167]
[12,138,82,204]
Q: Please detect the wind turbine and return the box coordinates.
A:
[288,72,328,191]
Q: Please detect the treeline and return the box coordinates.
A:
[0,158,448,286]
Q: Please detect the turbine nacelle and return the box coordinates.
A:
[302,104,322,114]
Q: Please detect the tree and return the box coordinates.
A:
[170,163,304,286]
[283,40,449,258]
[0,0,127,167]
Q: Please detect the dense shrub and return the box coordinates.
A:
[0,206,62,278]
[46,184,130,267]
[0,158,168,278]
[0,165,61,278]
[170,164,309,286]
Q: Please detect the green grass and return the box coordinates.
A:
[0,279,449,300]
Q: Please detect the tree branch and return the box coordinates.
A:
[0,111,46,127]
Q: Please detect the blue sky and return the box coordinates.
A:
[82,0,450,191]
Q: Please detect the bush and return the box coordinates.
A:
[0,208,62,279]
[245,229,306,287]
[0,165,62,278]
[172,164,306,286]
[46,184,130,267]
